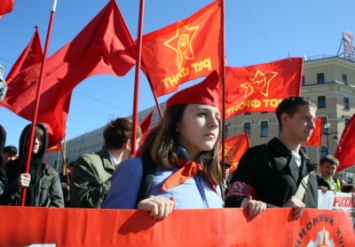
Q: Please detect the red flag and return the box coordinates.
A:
[224,58,303,119]
[219,132,250,172]
[0,0,14,18]
[6,28,43,82]
[139,110,154,135]
[335,114,355,172]
[141,0,222,97]
[0,0,136,147]
[302,118,323,146]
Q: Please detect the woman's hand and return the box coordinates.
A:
[137,195,177,219]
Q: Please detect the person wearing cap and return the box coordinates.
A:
[225,96,318,219]
[103,70,264,219]
[70,118,142,208]
[3,145,17,163]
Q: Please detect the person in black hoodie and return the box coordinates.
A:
[0,124,7,197]
[0,123,64,207]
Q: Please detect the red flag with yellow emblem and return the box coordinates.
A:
[223,58,302,119]
[141,0,222,97]
[6,27,43,82]
[219,132,249,172]
[302,117,323,146]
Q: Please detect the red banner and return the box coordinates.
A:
[141,0,222,97]
[0,207,353,246]
[219,132,249,172]
[224,58,302,119]
[302,117,323,146]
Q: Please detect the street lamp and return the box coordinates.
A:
[322,122,339,154]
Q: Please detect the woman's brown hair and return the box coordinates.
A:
[137,104,223,184]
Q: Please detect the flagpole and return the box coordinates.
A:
[220,0,227,168]
[142,71,164,119]
[60,138,70,185]
[21,0,58,206]
[131,0,145,156]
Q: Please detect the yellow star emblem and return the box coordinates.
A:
[220,143,238,168]
[240,70,278,98]
[164,21,199,69]
[26,48,35,59]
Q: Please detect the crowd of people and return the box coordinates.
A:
[0,70,354,220]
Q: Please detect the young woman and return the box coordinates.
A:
[102,71,224,218]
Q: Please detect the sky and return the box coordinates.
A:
[0,0,353,150]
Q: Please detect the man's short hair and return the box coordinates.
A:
[276,96,316,130]
[103,118,142,149]
[4,145,17,155]
[320,154,339,167]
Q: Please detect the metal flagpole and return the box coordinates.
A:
[21,0,58,206]
[131,0,145,156]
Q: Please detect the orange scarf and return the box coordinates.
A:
[160,159,217,192]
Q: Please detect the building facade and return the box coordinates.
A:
[46,56,355,181]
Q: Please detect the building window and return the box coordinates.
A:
[317,73,325,84]
[244,112,251,115]
[344,97,350,110]
[302,76,305,86]
[260,121,268,137]
[342,74,348,85]
[317,96,326,108]
[224,124,229,138]
[244,122,251,137]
